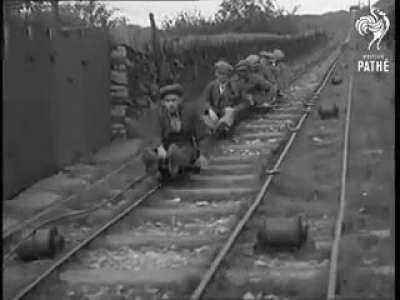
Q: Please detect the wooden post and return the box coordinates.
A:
[149,13,161,85]
[23,0,33,40]
[51,0,60,24]
[3,1,8,60]
[89,0,95,26]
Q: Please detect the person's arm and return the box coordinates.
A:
[259,76,273,92]
[264,67,278,84]
[229,79,239,97]
[280,63,290,89]
[146,109,164,150]
[192,110,213,158]
[236,82,254,106]
[228,80,242,105]
[201,81,214,110]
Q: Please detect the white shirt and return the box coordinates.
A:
[219,83,227,95]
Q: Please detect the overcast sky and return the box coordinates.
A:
[103,0,379,27]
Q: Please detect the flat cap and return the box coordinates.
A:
[235,60,250,72]
[160,83,184,98]
[246,54,260,65]
[215,60,233,74]
[259,51,276,60]
[273,49,285,60]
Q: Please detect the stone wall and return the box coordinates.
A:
[110,45,131,139]
[109,30,329,140]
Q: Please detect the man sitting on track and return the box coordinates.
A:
[206,59,264,134]
[272,49,289,96]
[245,54,277,106]
[202,60,238,136]
[259,51,280,103]
[231,56,273,110]
[142,84,209,180]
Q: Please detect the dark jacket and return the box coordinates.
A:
[275,62,289,90]
[261,65,278,84]
[202,79,238,117]
[232,74,271,97]
[156,104,209,151]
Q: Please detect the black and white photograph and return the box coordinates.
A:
[3,0,395,299]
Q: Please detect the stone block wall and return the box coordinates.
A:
[110,45,130,139]
[109,31,329,140]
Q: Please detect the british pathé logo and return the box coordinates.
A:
[357,54,389,72]
[355,5,390,51]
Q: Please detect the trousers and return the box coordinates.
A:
[143,143,198,178]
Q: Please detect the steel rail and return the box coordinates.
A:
[3,173,149,263]
[6,57,325,299]
[11,183,162,300]
[10,45,343,300]
[190,49,343,300]
[3,154,143,241]
[326,62,354,300]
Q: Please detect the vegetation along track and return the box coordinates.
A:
[4,42,344,300]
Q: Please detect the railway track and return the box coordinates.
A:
[3,152,148,253]
[4,42,345,300]
[3,36,336,253]
[193,44,351,300]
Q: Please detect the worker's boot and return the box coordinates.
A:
[269,84,279,104]
[202,108,219,133]
[142,147,159,175]
[216,107,235,136]
[167,144,190,179]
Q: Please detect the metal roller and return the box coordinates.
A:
[16,227,64,261]
[257,216,308,250]
[331,74,343,85]
[318,103,339,119]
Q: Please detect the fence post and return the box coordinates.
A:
[89,0,95,27]
[3,1,9,60]
[149,13,161,85]
[51,0,60,26]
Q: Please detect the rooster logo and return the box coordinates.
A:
[355,6,390,51]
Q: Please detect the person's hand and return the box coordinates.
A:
[195,154,208,169]
[142,147,159,175]
[223,106,234,113]
[156,145,167,160]
[202,109,219,132]
[245,94,255,106]
[125,117,134,126]
[278,91,287,98]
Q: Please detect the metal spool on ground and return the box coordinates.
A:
[257,216,308,250]
[16,227,64,261]
[331,74,343,85]
[318,103,339,120]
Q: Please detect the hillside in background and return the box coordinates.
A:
[375,0,395,10]
[110,11,351,52]
[291,10,350,42]
[110,9,353,51]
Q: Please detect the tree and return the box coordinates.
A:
[162,9,210,33]
[159,0,300,35]
[11,1,125,28]
[216,0,276,21]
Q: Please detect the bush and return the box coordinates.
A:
[162,0,300,36]
[6,1,127,28]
